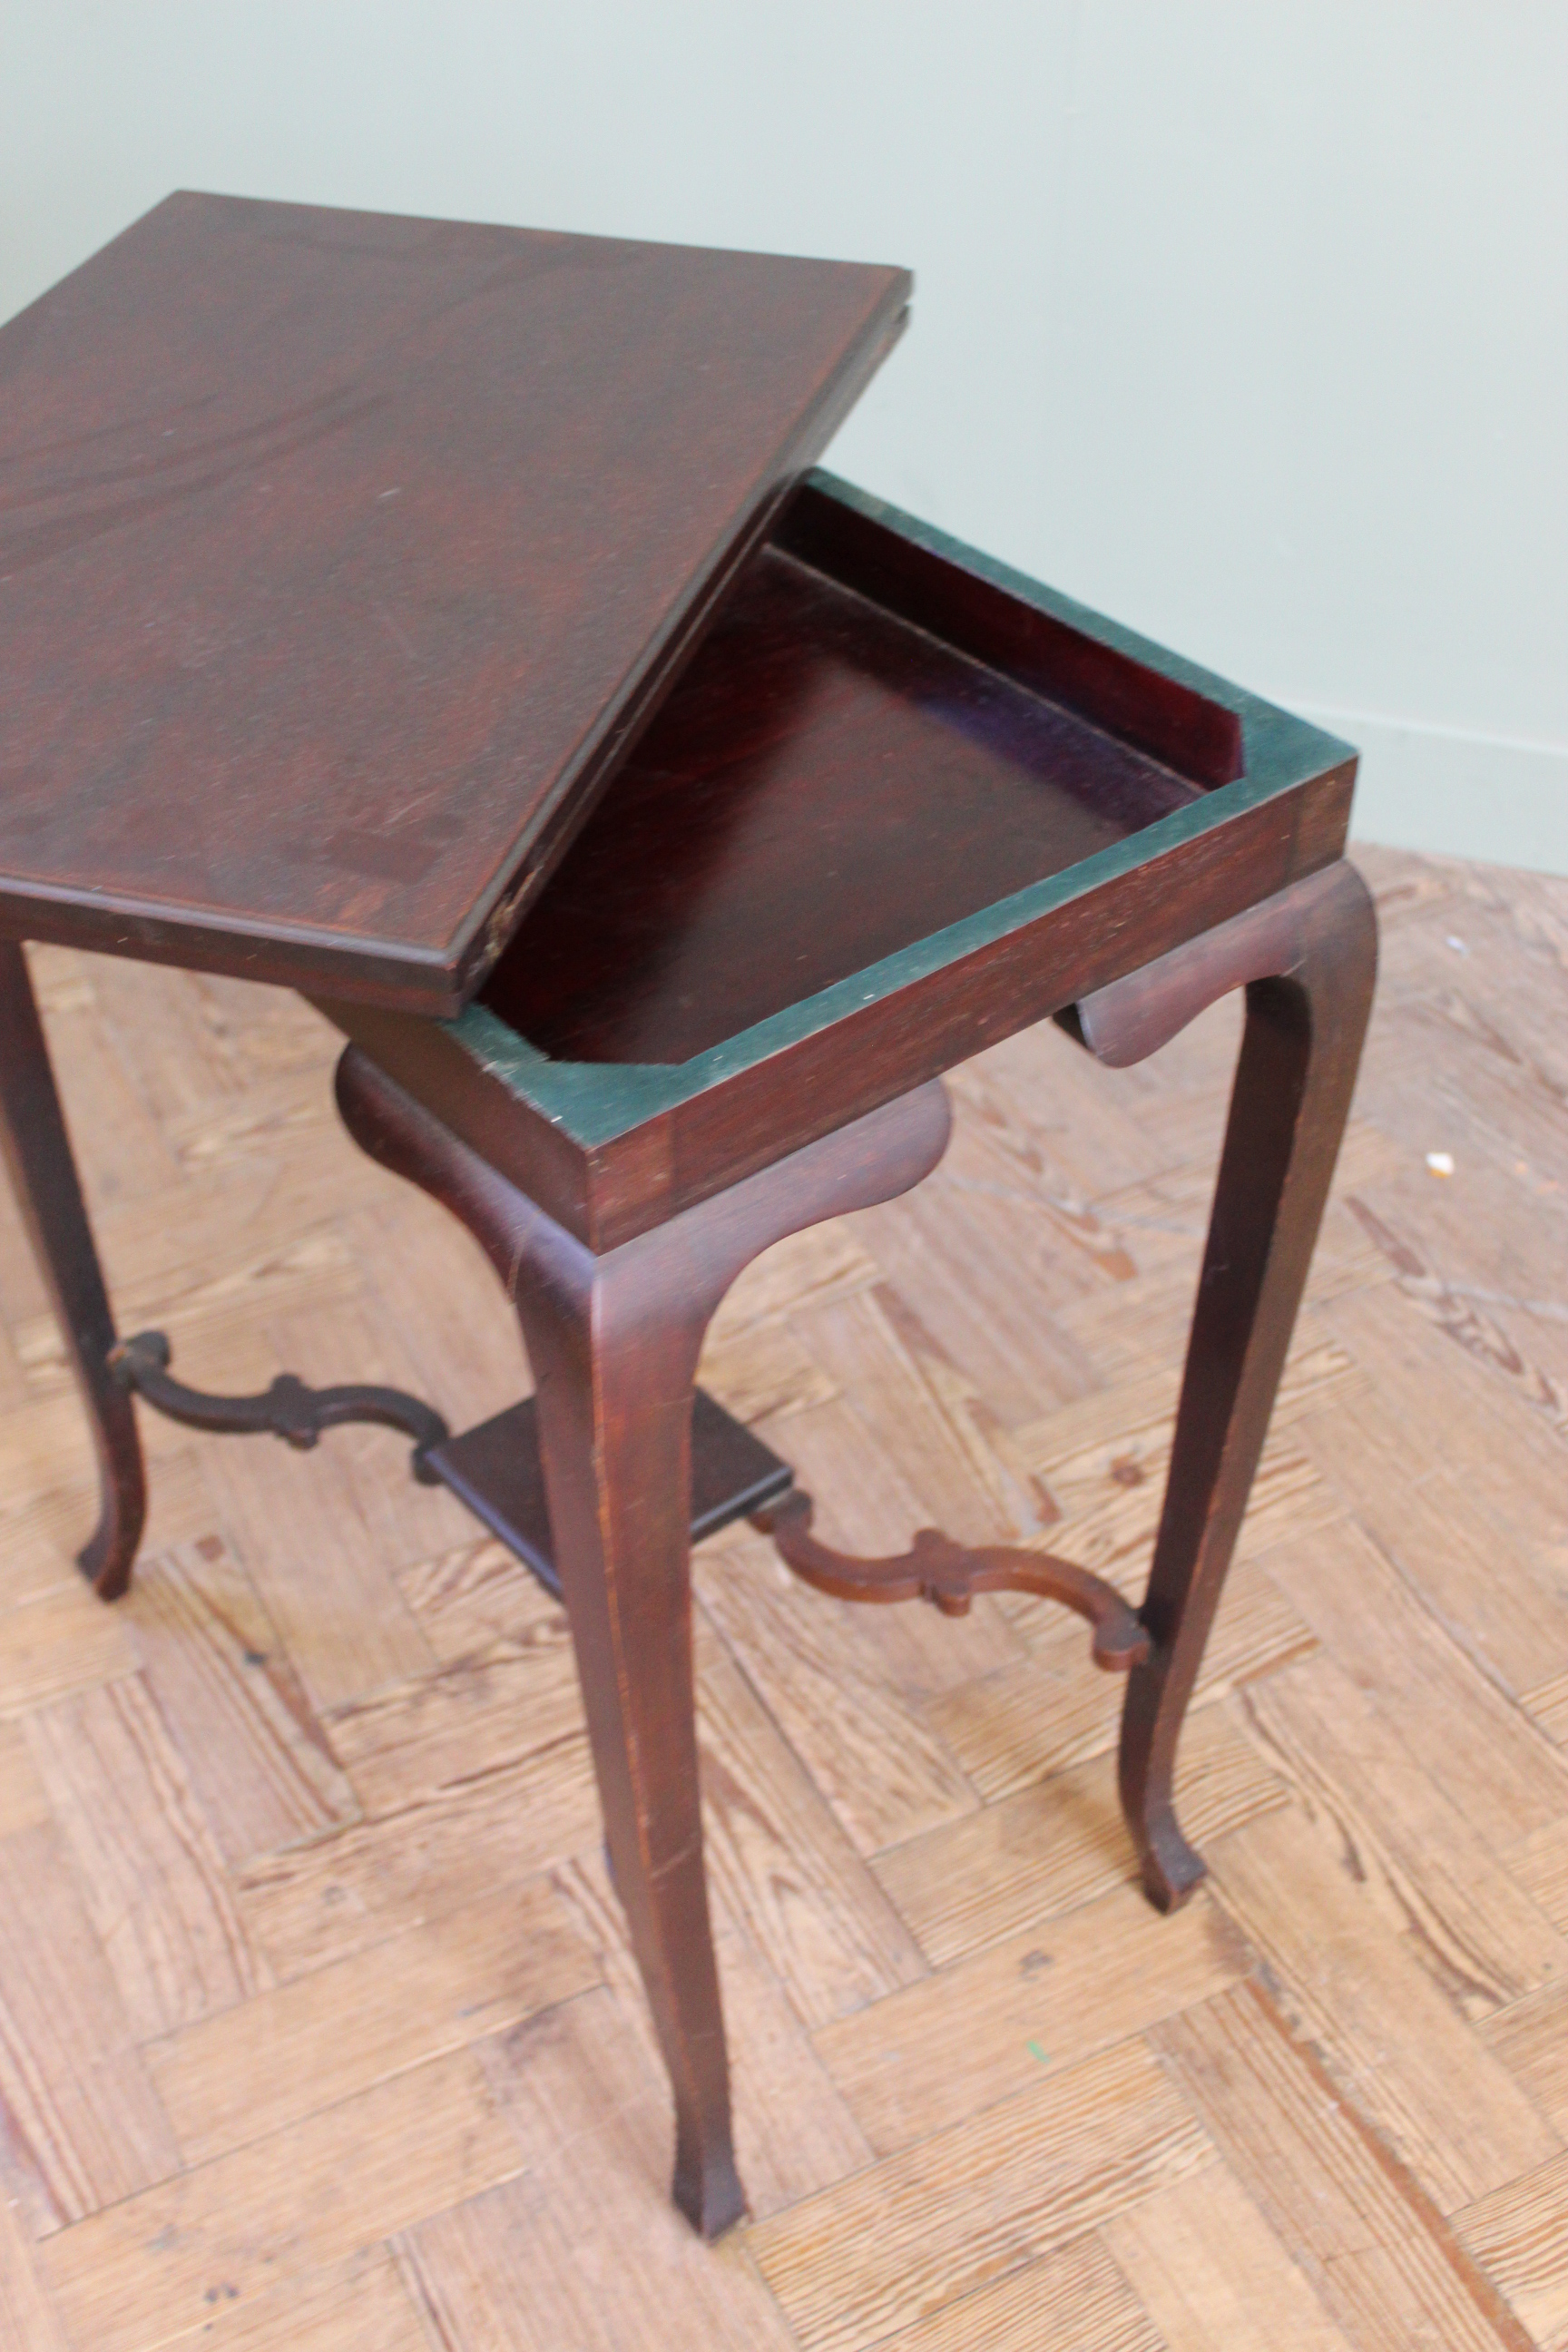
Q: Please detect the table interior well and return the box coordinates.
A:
[483,519,1226,1066]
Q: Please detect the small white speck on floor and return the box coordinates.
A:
[1426,1151,1455,1177]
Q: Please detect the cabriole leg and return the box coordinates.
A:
[334,1046,950,2235]
[1077,863,1377,1909]
[0,939,145,1599]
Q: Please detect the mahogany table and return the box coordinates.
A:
[0,195,1376,2242]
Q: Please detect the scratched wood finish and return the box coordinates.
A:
[0,845,1565,2345]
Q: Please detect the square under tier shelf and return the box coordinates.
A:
[425,1387,794,1599]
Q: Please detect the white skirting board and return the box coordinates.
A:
[1286,705,1568,877]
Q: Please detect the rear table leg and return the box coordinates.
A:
[1073,862,1377,1910]
[0,940,145,1599]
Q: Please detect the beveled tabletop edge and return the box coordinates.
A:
[0,876,463,1013]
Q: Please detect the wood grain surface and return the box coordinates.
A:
[0,844,1564,2345]
[0,194,907,1008]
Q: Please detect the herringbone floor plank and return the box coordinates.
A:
[0,846,1564,2348]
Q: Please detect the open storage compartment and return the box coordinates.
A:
[482,474,1247,1067]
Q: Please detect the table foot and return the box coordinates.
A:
[754,1488,1150,1671]
[675,2130,749,2243]
[1134,1804,1209,1915]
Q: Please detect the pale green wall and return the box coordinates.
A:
[5,1,1564,869]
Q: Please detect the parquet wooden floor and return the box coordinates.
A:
[2,846,1567,2350]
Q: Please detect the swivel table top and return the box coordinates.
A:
[0,191,907,1013]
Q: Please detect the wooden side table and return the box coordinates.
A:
[299,474,1375,2233]
[108,473,1374,2235]
[0,198,1376,2244]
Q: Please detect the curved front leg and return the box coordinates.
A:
[0,940,146,1599]
[335,1049,951,2236]
[1073,862,1377,1909]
